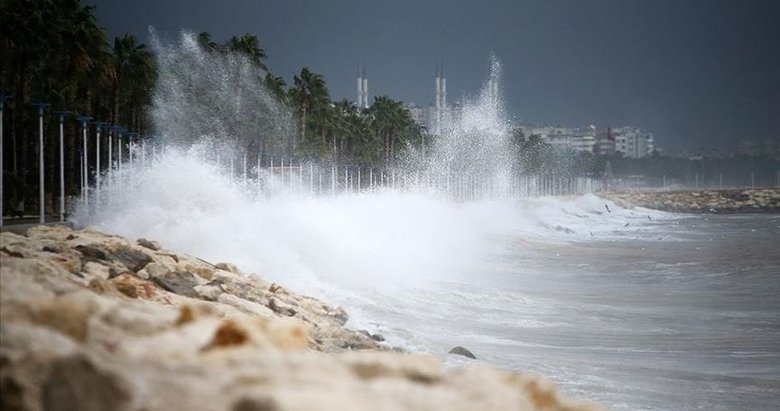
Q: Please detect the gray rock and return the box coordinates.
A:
[152,271,200,298]
[74,245,108,261]
[109,247,152,273]
[136,238,161,251]
[370,333,385,342]
[448,346,476,359]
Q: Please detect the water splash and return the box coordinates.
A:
[404,55,517,198]
[73,35,621,298]
[150,29,295,159]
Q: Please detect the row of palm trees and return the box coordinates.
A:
[1,0,155,214]
[194,33,425,166]
[0,0,424,215]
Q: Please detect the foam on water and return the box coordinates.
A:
[72,145,670,301]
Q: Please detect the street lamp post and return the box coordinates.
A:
[54,110,69,221]
[0,93,12,228]
[93,121,107,204]
[115,127,126,170]
[78,116,92,206]
[33,102,50,224]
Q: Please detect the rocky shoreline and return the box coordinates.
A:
[1,225,602,411]
[601,188,780,214]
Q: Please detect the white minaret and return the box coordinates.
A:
[356,64,363,108]
[441,66,447,108]
[361,65,368,108]
[435,65,441,109]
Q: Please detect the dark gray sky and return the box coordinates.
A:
[88,0,779,152]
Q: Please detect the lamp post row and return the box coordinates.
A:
[0,101,144,227]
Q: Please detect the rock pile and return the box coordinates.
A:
[1,225,603,411]
[603,188,780,213]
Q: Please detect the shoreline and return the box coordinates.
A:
[601,188,780,214]
[1,225,603,411]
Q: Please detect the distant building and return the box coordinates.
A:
[518,125,597,154]
[594,127,616,156]
[613,127,654,158]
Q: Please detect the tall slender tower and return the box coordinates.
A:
[361,65,368,108]
[435,64,441,110]
[441,65,447,109]
[356,64,363,108]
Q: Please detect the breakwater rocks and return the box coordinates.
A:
[1,226,602,411]
[603,188,780,213]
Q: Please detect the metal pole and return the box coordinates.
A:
[39,108,44,222]
[117,132,123,168]
[79,117,91,207]
[309,163,314,194]
[331,165,335,196]
[107,127,114,197]
[34,103,50,223]
[0,95,11,227]
[54,111,68,221]
[94,122,105,204]
[80,153,83,203]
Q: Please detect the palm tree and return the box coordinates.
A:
[368,96,418,163]
[112,34,155,130]
[1,0,112,210]
[197,32,219,53]
[264,73,288,103]
[227,34,267,72]
[289,67,329,156]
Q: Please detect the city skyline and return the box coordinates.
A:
[89,0,779,152]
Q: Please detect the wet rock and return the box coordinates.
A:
[42,355,130,411]
[136,238,160,251]
[73,244,108,261]
[370,333,386,342]
[109,246,152,273]
[215,262,241,274]
[328,307,349,326]
[0,246,24,258]
[449,346,477,359]
[152,271,200,298]
[267,298,297,317]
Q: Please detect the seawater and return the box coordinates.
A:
[74,153,780,410]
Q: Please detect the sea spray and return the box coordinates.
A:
[72,31,675,347]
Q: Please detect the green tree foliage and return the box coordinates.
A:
[0,0,155,213]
